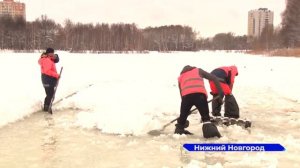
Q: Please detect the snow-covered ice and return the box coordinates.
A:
[0,51,299,167]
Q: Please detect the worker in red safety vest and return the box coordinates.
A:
[38,48,60,112]
[209,65,239,119]
[176,65,224,138]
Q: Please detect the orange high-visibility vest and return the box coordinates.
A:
[38,56,59,79]
[219,66,238,87]
[178,68,207,97]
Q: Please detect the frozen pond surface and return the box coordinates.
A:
[0,108,299,168]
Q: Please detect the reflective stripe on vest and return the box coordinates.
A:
[178,68,207,97]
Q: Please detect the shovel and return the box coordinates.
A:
[147,96,219,136]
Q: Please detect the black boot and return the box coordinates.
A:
[174,123,193,135]
[43,104,52,114]
[184,120,189,128]
[202,122,221,138]
[48,107,53,114]
[43,105,49,112]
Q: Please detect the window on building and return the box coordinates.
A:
[253,19,255,34]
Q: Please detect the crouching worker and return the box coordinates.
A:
[175,65,224,138]
[209,66,239,119]
[38,48,60,112]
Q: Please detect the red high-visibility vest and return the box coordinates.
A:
[38,56,59,78]
[219,66,238,86]
[178,68,207,97]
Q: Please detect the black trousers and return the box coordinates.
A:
[177,93,210,128]
[44,86,55,107]
[212,94,239,118]
[41,74,57,108]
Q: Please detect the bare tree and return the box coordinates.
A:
[280,0,300,47]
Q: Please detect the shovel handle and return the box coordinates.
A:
[168,96,220,126]
[190,95,220,114]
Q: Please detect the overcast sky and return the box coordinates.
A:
[22,0,286,37]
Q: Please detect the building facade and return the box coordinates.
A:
[0,0,25,19]
[248,8,273,37]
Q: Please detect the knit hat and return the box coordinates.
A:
[180,65,196,74]
[230,65,238,76]
[45,48,54,54]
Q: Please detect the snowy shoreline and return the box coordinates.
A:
[1,51,299,131]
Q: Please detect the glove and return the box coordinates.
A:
[53,54,59,63]
[202,122,221,138]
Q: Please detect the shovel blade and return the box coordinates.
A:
[147,130,163,136]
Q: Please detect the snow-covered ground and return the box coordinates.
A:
[0,51,299,167]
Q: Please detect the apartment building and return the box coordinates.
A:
[248,8,273,37]
[0,0,25,19]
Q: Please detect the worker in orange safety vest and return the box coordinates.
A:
[176,65,224,138]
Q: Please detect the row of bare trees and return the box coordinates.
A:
[143,25,197,51]
[57,21,145,52]
[202,33,249,50]
[0,15,251,52]
[0,15,146,52]
[0,16,200,52]
[280,0,300,48]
